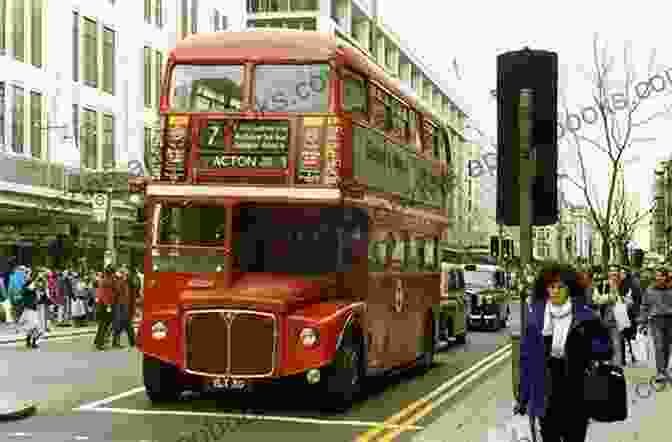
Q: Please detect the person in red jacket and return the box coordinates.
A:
[93,266,117,350]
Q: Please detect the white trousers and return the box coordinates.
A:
[1,299,14,323]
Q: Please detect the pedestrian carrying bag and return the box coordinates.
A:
[583,361,628,422]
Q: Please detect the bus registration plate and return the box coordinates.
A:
[212,377,247,390]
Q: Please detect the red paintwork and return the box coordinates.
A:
[139,270,357,378]
[140,32,444,384]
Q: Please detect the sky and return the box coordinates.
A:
[379,0,672,248]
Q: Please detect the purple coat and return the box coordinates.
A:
[519,299,612,418]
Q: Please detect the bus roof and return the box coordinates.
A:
[171,30,447,130]
[175,30,338,59]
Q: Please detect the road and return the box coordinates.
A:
[0,303,521,442]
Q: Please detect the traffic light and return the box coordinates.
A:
[496,48,558,226]
[491,236,500,257]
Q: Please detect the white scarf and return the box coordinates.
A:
[542,298,573,358]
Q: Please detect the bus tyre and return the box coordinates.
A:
[143,355,182,402]
[321,333,364,412]
[418,316,435,372]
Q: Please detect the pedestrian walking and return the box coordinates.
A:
[638,267,672,382]
[593,266,630,367]
[111,268,135,348]
[516,264,613,442]
[93,267,117,350]
[8,264,27,325]
[18,270,47,349]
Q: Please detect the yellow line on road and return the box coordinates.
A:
[354,344,512,442]
[377,349,512,441]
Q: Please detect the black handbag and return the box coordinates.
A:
[583,361,628,422]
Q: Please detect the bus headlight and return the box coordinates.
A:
[151,321,168,339]
[300,328,319,347]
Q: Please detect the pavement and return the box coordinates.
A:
[409,347,669,442]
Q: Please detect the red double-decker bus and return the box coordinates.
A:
[129,30,454,410]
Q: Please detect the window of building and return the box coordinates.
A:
[13,0,24,62]
[31,0,42,68]
[144,47,152,108]
[156,0,163,27]
[72,104,79,149]
[0,83,4,146]
[213,9,220,31]
[191,0,198,34]
[144,0,151,23]
[144,126,152,166]
[291,0,318,10]
[103,27,115,95]
[0,0,6,54]
[82,18,97,87]
[72,12,79,81]
[102,113,114,169]
[12,86,24,153]
[155,50,162,108]
[181,0,189,38]
[30,91,42,158]
[81,108,97,169]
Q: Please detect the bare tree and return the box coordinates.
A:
[609,174,656,264]
[560,33,672,274]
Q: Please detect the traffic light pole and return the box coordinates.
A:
[519,89,535,334]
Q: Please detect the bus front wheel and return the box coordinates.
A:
[143,355,183,402]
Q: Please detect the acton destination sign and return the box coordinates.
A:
[199,120,289,169]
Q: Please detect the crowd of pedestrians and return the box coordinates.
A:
[516,262,672,442]
[0,256,143,350]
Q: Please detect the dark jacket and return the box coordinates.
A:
[520,299,613,418]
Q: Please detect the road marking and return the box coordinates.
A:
[0,333,97,347]
[77,406,425,430]
[377,349,512,441]
[75,387,147,410]
[355,343,512,442]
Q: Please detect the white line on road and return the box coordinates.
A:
[77,406,426,430]
[0,333,96,347]
[75,387,147,410]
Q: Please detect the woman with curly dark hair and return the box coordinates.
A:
[517,264,613,441]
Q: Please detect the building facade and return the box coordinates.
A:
[651,158,672,262]
[0,0,239,269]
